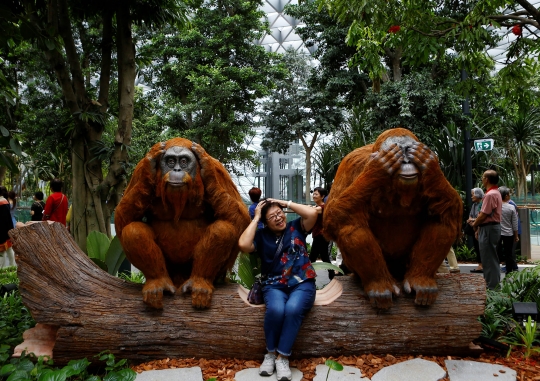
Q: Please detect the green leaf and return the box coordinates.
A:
[7,370,30,381]
[16,358,34,372]
[105,236,126,276]
[325,359,343,371]
[311,262,344,274]
[103,369,136,381]
[0,152,18,173]
[87,231,111,263]
[0,364,16,376]
[237,253,255,288]
[9,139,23,156]
[0,126,9,137]
[66,358,90,373]
[37,368,67,381]
[90,258,108,271]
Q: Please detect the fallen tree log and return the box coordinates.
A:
[10,222,485,364]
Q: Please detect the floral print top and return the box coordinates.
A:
[253,217,316,287]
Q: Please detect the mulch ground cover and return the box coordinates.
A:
[132,351,540,381]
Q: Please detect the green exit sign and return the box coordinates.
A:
[474,139,494,151]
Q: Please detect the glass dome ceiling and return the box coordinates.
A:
[257,0,316,54]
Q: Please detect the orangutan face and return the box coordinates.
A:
[160,146,198,187]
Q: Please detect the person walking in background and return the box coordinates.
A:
[0,186,15,268]
[472,170,502,290]
[248,187,264,230]
[498,186,519,274]
[308,187,334,280]
[507,191,522,269]
[7,191,17,226]
[43,179,69,226]
[467,187,484,273]
[31,191,46,222]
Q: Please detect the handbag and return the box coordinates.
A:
[247,279,264,304]
[247,234,285,305]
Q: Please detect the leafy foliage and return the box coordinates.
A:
[480,264,540,344]
[0,290,35,350]
[0,267,18,286]
[0,348,136,381]
[455,244,477,262]
[86,232,127,276]
[141,0,276,169]
[501,316,540,359]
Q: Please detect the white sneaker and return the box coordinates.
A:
[259,353,276,376]
[275,357,292,381]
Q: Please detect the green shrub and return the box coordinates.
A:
[480,264,540,343]
[0,267,18,286]
[0,348,136,381]
[455,244,476,261]
[0,290,35,351]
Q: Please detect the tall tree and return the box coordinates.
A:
[141,0,276,170]
[13,0,187,250]
[260,49,343,202]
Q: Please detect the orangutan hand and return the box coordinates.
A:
[369,143,404,175]
[146,142,166,176]
[406,142,436,172]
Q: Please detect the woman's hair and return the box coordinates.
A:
[471,187,484,200]
[0,186,7,199]
[248,187,262,203]
[7,191,16,209]
[259,199,283,226]
[51,178,63,192]
[313,187,328,198]
[498,186,510,200]
[35,191,44,201]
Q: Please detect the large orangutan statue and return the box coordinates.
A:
[323,128,462,309]
[115,138,250,309]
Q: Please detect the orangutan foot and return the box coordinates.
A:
[142,277,176,309]
[181,276,214,308]
[403,275,438,306]
[364,279,400,309]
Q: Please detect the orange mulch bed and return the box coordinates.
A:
[132,351,540,381]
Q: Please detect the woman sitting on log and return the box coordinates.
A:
[238,198,318,381]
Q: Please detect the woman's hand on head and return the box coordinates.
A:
[254,199,267,220]
[265,198,286,208]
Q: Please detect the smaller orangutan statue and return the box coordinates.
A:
[115,138,250,309]
[323,128,462,309]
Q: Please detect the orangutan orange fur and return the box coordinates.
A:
[323,128,462,309]
[115,138,250,309]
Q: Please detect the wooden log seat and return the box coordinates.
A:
[10,222,486,363]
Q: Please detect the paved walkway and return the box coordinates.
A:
[135,358,517,380]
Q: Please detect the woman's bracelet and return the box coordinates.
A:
[287,200,292,209]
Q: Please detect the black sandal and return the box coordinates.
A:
[470,269,483,273]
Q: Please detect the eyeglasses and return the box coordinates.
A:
[267,211,284,222]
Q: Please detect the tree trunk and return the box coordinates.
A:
[299,132,318,203]
[11,223,486,364]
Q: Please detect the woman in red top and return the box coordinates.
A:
[43,178,69,226]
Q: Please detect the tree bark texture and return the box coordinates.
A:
[11,223,486,364]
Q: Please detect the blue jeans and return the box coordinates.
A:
[262,279,316,356]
